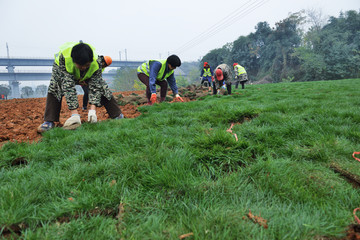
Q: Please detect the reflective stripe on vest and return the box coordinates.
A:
[137,60,174,81]
[55,42,99,81]
[234,65,246,75]
[202,68,211,77]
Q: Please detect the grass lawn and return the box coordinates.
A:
[1,79,360,239]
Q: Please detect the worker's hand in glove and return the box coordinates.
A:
[199,77,202,81]
[88,109,97,123]
[175,94,184,102]
[63,114,81,129]
[150,93,157,104]
[235,75,238,80]
[221,84,227,89]
[211,76,215,82]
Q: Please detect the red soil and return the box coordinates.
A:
[0,91,145,146]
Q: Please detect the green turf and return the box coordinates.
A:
[1,79,360,239]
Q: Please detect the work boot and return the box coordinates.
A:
[37,121,55,133]
[115,113,124,119]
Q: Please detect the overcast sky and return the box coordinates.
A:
[1,0,359,62]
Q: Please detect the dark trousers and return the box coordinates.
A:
[237,81,245,89]
[43,93,122,122]
[227,83,232,95]
[212,81,217,94]
[236,80,246,89]
[137,73,168,103]
[201,77,211,87]
[201,79,209,87]
[81,85,89,108]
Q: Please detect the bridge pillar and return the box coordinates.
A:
[6,65,21,98]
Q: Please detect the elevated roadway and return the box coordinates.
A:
[0,71,117,81]
[0,57,143,68]
[0,57,143,98]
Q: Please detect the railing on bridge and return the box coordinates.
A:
[0,57,144,68]
[0,72,117,81]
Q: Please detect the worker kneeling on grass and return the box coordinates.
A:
[37,41,124,133]
[233,63,248,89]
[214,63,233,95]
[200,62,214,91]
[136,55,184,105]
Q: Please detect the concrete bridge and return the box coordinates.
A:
[0,57,143,98]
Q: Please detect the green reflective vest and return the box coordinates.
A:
[234,65,246,76]
[137,60,174,81]
[202,68,212,77]
[55,42,99,81]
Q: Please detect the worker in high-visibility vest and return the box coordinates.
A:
[137,55,184,105]
[37,41,124,133]
[214,63,233,95]
[233,63,248,89]
[200,62,214,92]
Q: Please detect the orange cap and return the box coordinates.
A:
[104,56,112,67]
[215,69,223,80]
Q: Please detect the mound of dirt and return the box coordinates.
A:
[0,91,143,146]
[0,86,211,147]
[117,85,210,105]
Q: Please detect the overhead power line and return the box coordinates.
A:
[175,0,253,53]
[174,0,254,53]
[174,0,268,54]
[173,0,269,55]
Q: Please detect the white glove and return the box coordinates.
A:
[63,114,81,129]
[175,94,184,102]
[88,109,97,123]
[221,84,226,89]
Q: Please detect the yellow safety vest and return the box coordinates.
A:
[234,65,246,76]
[137,60,174,81]
[202,68,212,77]
[55,42,99,81]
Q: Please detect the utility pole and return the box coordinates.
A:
[6,42,10,58]
[6,43,20,98]
[119,51,121,61]
[124,49,127,67]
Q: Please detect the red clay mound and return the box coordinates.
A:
[0,91,144,146]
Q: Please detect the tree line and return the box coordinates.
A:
[200,9,360,83]
[0,84,48,99]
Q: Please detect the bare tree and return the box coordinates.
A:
[306,8,328,32]
[35,84,48,97]
[0,84,11,99]
[21,86,34,98]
